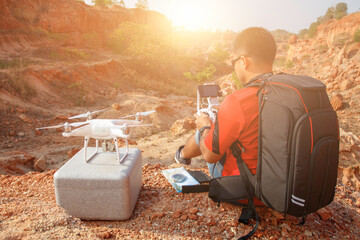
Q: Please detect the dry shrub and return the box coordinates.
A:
[0,72,36,99]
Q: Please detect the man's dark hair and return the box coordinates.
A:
[233,27,277,65]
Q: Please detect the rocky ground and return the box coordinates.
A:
[0,86,359,239]
[0,164,359,240]
[1,2,360,239]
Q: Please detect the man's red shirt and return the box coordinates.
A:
[204,87,259,176]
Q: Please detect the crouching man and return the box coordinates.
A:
[175,27,276,181]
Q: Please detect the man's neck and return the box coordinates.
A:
[245,70,273,84]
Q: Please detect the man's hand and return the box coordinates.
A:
[194,112,212,129]
[220,80,236,97]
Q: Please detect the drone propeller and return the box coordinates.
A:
[121,124,154,128]
[120,110,156,119]
[69,108,109,120]
[36,122,88,130]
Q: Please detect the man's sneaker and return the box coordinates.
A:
[175,145,191,165]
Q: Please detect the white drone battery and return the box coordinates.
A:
[54,147,142,220]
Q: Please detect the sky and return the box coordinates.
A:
[85,0,360,33]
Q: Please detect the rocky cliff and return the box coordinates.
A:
[0,0,171,51]
[283,11,360,171]
[317,12,360,47]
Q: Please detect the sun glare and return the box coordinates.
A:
[169,4,210,31]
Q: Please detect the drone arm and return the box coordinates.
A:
[62,125,91,137]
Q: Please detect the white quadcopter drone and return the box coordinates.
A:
[36,108,156,164]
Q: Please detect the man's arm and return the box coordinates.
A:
[195,113,222,163]
[181,133,201,159]
[198,129,222,163]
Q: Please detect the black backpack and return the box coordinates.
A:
[208,73,339,239]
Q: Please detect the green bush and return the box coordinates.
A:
[316,44,329,53]
[208,44,229,70]
[65,49,89,60]
[307,22,320,38]
[273,57,286,68]
[354,29,360,43]
[135,0,149,9]
[285,60,294,69]
[231,71,243,89]
[271,29,293,42]
[333,32,351,48]
[67,81,82,89]
[47,32,70,42]
[32,47,90,62]
[298,29,308,39]
[184,64,216,84]
[334,2,348,20]
[0,59,26,69]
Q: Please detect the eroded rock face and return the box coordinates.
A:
[0,151,35,175]
[316,13,360,47]
[0,0,171,34]
[170,117,196,137]
[0,0,171,54]
[0,1,22,30]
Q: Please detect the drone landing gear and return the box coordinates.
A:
[114,137,129,164]
[83,137,129,164]
[84,137,99,163]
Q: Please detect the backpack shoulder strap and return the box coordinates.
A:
[230,141,259,240]
[230,141,256,185]
[244,72,273,89]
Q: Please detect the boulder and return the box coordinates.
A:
[34,157,46,172]
[330,94,344,111]
[288,35,297,44]
[316,207,332,221]
[67,148,82,158]
[340,80,353,91]
[15,107,26,113]
[170,117,196,137]
[112,103,121,111]
[18,114,32,124]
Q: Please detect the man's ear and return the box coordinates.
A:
[241,56,249,70]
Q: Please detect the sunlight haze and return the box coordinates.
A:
[85,0,360,33]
